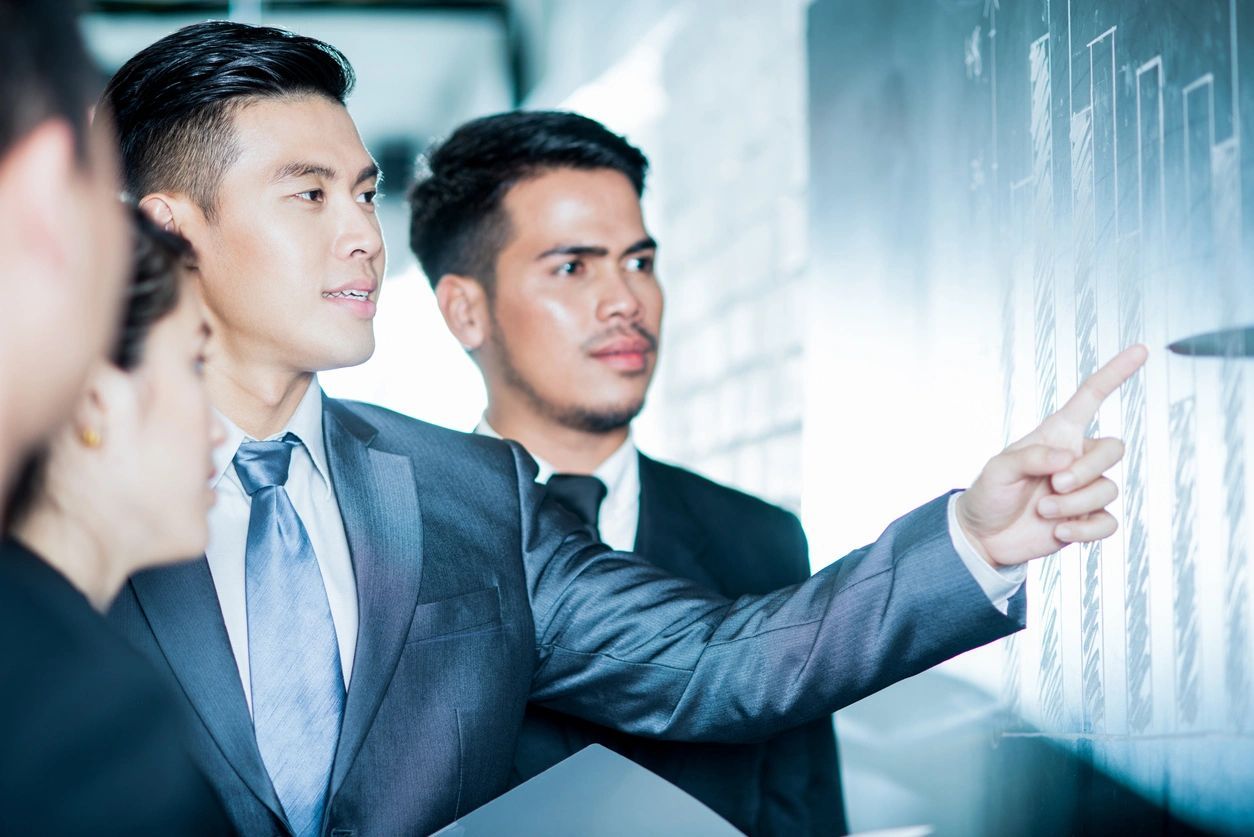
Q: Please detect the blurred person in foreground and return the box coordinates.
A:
[0,211,231,833]
[0,3,229,832]
[0,0,129,502]
[413,110,843,835]
[106,20,1142,836]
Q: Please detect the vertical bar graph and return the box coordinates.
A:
[1118,56,1164,737]
[1031,31,1065,729]
[1170,395,1201,727]
[1072,95,1105,731]
[1222,358,1250,730]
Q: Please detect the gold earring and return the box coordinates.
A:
[80,428,102,448]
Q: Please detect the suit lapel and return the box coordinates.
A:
[323,398,425,797]
[128,558,286,822]
[633,454,714,586]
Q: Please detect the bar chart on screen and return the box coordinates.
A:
[808,1,1254,833]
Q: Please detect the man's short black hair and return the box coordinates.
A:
[101,20,355,218]
[0,0,100,161]
[408,110,649,290]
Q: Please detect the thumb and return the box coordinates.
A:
[983,444,1074,485]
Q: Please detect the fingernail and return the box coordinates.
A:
[1039,498,1059,517]
[1054,472,1076,492]
[1056,525,1072,541]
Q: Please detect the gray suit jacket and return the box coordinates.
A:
[109,396,1024,836]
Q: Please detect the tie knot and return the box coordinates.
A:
[233,433,302,496]
[546,473,608,532]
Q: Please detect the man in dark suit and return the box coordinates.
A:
[106,21,1142,837]
[417,110,845,835]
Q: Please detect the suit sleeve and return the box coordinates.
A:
[513,442,1027,744]
[756,513,848,836]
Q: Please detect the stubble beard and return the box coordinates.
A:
[490,326,646,435]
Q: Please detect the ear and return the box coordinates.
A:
[139,194,179,232]
[434,274,490,352]
[139,192,202,269]
[0,120,79,278]
[75,361,139,446]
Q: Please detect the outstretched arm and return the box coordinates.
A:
[523,346,1147,743]
[523,484,1021,743]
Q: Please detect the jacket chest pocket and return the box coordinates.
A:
[405,585,503,644]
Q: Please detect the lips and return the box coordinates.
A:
[590,338,654,372]
[322,280,378,319]
[323,278,376,297]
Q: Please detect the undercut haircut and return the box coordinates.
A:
[0,0,100,161]
[101,20,355,218]
[408,110,649,291]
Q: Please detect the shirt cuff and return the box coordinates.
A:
[947,491,1026,616]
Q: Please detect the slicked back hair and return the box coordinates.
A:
[0,0,100,162]
[408,110,649,292]
[101,20,355,218]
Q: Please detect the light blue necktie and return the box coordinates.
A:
[236,433,344,837]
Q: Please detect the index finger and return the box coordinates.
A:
[1056,344,1149,426]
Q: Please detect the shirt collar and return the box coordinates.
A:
[211,375,331,494]
[475,418,637,489]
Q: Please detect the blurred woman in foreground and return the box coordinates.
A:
[0,210,232,835]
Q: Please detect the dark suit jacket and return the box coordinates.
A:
[0,538,231,835]
[512,453,845,835]
[108,395,1025,836]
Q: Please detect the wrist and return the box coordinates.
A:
[954,492,1000,568]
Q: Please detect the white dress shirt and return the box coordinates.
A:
[478,421,642,551]
[477,419,1024,613]
[206,376,358,713]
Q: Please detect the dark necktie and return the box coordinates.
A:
[546,473,608,540]
[234,433,344,837]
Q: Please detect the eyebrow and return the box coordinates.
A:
[356,163,381,187]
[623,237,657,255]
[271,161,381,187]
[536,237,657,261]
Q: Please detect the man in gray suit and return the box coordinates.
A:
[105,21,1143,837]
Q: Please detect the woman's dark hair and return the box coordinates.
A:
[114,208,190,370]
[2,210,190,530]
[101,20,355,218]
[408,110,649,292]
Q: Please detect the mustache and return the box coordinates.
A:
[582,322,659,353]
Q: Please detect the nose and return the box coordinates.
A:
[596,269,643,323]
[335,197,385,265]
